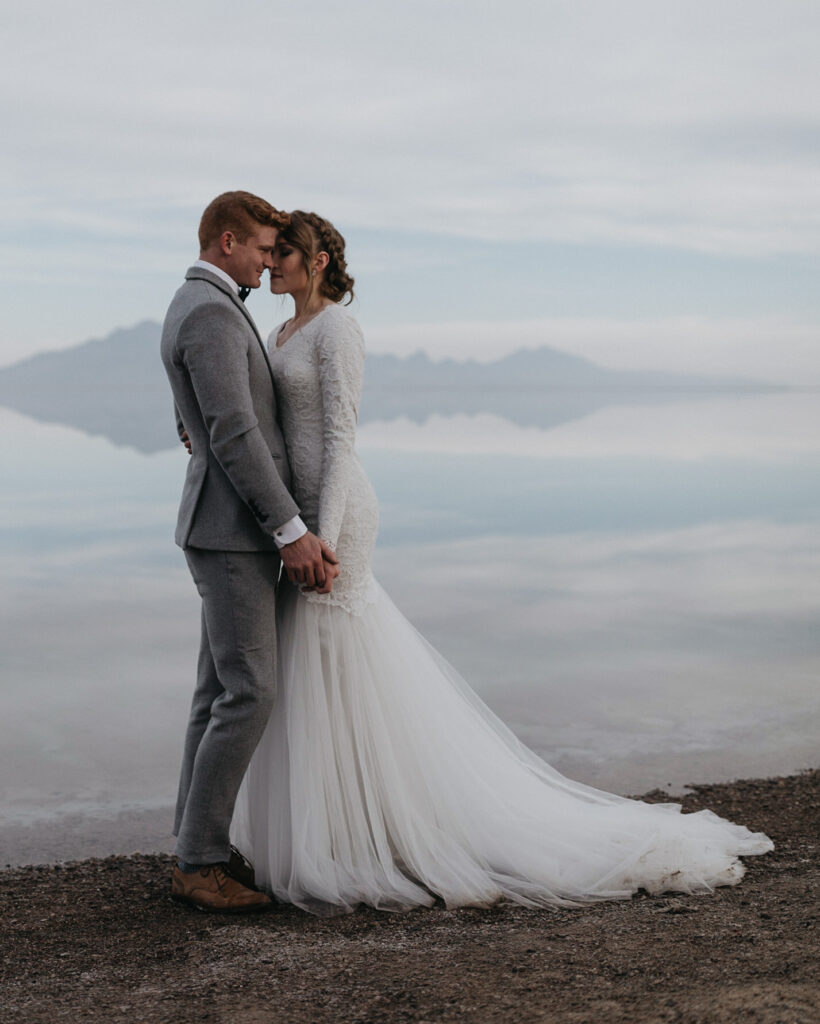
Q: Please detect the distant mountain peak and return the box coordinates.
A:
[0,320,779,453]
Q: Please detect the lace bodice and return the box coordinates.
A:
[268,305,379,614]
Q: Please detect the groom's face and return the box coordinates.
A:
[228,225,279,289]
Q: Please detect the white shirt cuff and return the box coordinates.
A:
[273,515,308,548]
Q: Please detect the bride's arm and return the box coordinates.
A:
[316,312,366,550]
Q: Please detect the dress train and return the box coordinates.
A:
[232,579,773,915]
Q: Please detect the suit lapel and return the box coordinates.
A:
[185,266,277,385]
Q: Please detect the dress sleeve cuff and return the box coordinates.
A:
[273,515,308,549]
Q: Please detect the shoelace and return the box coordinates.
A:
[207,865,231,891]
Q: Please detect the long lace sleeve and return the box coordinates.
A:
[315,312,366,549]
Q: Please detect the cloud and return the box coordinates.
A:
[3,0,820,254]
[2,0,819,369]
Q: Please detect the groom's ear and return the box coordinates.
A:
[219,230,237,256]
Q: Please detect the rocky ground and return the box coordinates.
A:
[1,770,817,1024]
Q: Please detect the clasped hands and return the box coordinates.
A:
[180,430,339,595]
[280,532,339,595]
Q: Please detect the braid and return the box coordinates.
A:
[288,210,355,305]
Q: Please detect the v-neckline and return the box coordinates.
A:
[275,304,333,350]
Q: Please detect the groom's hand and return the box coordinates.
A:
[280,533,339,590]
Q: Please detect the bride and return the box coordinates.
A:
[231,211,772,914]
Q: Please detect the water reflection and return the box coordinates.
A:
[374,524,820,787]
[1,392,818,864]
[360,391,820,460]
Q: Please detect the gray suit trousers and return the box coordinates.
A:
[173,547,280,864]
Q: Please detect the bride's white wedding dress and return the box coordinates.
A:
[232,303,772,914]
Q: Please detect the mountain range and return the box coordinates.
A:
[0,320,778,454]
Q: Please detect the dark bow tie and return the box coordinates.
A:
[238,286,251,302]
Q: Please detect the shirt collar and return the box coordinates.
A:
[192,259,239,295]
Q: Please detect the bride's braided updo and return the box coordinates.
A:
[281,210,355,306]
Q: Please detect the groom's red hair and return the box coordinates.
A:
[198,191,289,250]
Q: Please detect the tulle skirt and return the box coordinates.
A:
[231,579,773,915]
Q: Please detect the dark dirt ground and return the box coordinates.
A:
[1,770,817,1024]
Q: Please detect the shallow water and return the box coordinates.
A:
[1,389,818,863]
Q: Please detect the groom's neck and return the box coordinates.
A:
[199,249,232,277]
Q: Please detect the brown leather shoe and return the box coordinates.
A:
[227,845,256,890]
[171,864,271,914]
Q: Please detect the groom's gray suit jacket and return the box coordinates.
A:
[161,266,299,550]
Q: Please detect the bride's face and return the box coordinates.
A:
[269,241,309,296]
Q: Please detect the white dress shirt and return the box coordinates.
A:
[192,258,240,294]
[192,259,307,548]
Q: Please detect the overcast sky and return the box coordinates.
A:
[2,0,819,380]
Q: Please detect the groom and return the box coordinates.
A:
[161,191,338,912]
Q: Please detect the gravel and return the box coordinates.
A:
[1,770,817,1024]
